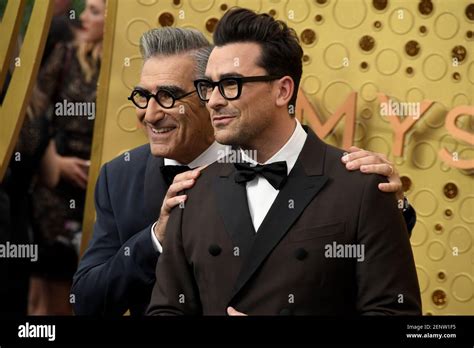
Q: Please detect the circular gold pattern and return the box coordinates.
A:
[373,20,382,29]
[411,221,428,247]
[452,72,461,81]
[269,9,277,17]
[437,271,446,280]
[412,141,437,169]
[467,31,473,39]
[451,45,467,63]
[459,196,474,224]
[360,82,378,101]
[406,67,414,75]
[315,14,323,22]
[443,183,458,199]
[389,8,414,35]
[316,0,327,4]
[434,223,443,233]
[359,35,375,52]
[419,25,427,34]
[418,0,434,16]
[158,12,174,27]
[173,0,181,5]
[334,0,367,29]
[206,18,219,33]
[444,209,453,218]
[301,29,317,45]
[434,13,459,40]
[405,40,420,57]
[400,176,412,192]
[466,4,474,21]
[220,4,228,11]
[302,54,310,63]
[416,266,430,293]
[413,189,438,216]
[451,274,474,302]
[448,225,472,254]
[422,54,447,81]
[375,49,401,75]
[372,0,388,11]
[431,289,447,306]
[360,61,369,70]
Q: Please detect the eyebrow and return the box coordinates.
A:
[133,84,187,95]
[203,72,244,81]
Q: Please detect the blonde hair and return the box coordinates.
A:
[75,40,102,83]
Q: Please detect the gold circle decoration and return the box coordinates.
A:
[302,75,321,95]
[126,19,151,46]
[427,241,446,261]
[116,105,139,133]
[434,13,459,40]
[422,54,448,81]
[459,196,474,224]
[323,43,349,70]
[412,189,438,216]
[333,0,367,29]
[158,12,174,27]
[416,266,430,293]
[412,141,437,169]
[375,49,401,75]
[389,8,414,35]
[451,274,473,302]
[360,82,378,102]
[448,225,472,254]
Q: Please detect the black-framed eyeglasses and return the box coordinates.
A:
[128,88,197,109]
[193,75,283,102]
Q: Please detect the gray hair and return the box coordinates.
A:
[139,27,213,78]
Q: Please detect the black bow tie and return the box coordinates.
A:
[160,165,191,185]
[234,161,288,190]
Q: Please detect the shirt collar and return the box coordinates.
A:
[164,141,230,168]
[240,119,307,174]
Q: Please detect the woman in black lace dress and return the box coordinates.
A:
[29,0,105,315]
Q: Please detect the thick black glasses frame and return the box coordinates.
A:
[193,75,282,102]
[128,88,196,109]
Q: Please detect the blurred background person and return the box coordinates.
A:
[27,0,105,315]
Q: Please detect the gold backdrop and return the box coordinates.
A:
[83,0,474,315]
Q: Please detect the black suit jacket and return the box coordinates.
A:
[72,144,166,315]
[148,129,421,315]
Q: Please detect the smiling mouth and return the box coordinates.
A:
[148,125,177,134]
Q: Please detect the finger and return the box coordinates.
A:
[166,180,195,199]
[360,163,393,176]
[173,169,200,184]
[75,167,89,183]
[163,195,187,212]
[345,156,384,170]
[378,182,402,193]
[73,157,90,167]
[341,149,371,163]
[74,175,87,190]
[227,307,247,316]
[347,146,361,152]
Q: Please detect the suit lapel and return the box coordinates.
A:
[144,151,167,220]
[213,163,256,259]
[229,129,329,303]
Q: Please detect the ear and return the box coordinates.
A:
[275,76,294,108]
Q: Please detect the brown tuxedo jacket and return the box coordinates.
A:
[147,128,421,315]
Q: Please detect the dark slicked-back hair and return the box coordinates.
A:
[213,8,303,110]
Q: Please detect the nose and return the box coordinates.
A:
[143,97,166,125]
[206,85,228,111]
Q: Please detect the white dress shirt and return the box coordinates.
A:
[151,141,229,252]
[241,119,307,232]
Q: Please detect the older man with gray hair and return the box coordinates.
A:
[72,27,416,316]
